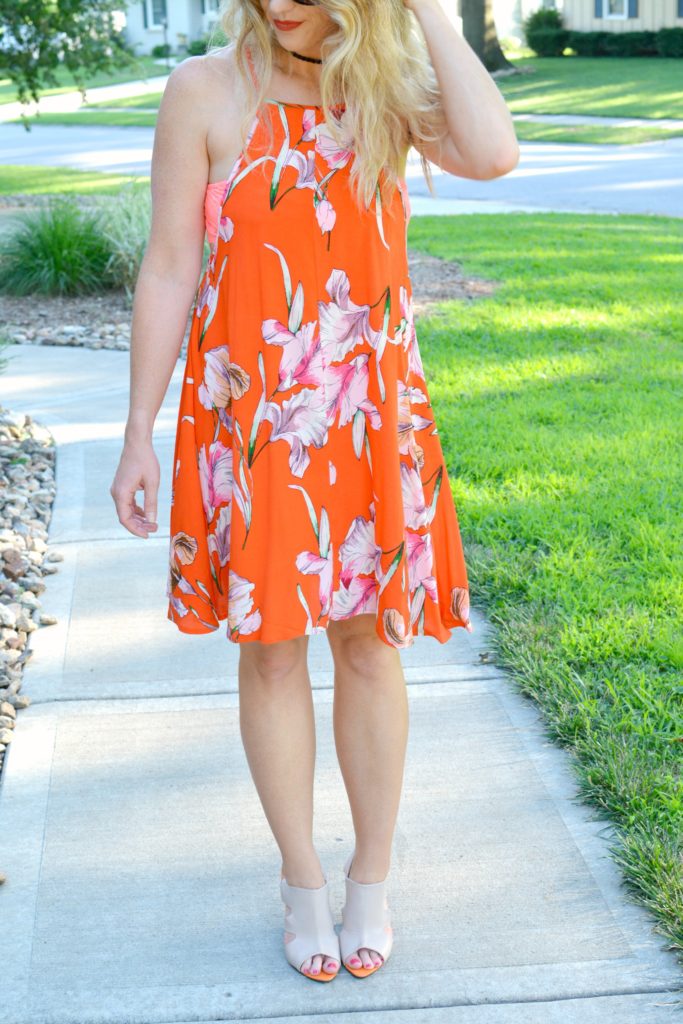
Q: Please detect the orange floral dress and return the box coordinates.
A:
[166,57,473,649]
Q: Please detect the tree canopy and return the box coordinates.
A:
[0,0,133,107]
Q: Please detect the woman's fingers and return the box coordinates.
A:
[110,445,160,538]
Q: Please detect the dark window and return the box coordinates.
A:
[151,0,167,25]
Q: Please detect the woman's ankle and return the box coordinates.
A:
[280,854,326,888]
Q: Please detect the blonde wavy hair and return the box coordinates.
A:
[213,0,448,210]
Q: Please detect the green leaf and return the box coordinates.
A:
[270,103,292,207]
[264,242,292,308]
[375,181,390,251]
[289,483,319,540]
[248,350,267,463]
[352,408,365,459]
[379,541,405,597]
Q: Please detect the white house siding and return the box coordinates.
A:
[560,0,683,31]
[493,0,554,44]
[122,0,220,54]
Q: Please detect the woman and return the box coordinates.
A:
[110,0,518,983]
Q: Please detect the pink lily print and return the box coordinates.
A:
[196,255,227,351]
[397,379,434,466]
[263,388,329,478]
[405,529,438,629]
[317,353,381,458]
[318,267,394,401]
[397,285,426,381]
[167,528,223,625]
[318,269,387,363]
[228,569,262,638]
[401,461,444,530]
[289,483,334,626]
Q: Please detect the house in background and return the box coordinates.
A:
[559,0,683,31]
[122,0,683,56]
[122,0,222,54]
[122,0,461,54]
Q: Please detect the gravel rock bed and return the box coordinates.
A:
[0,406,60,800]
[0,249,498,356]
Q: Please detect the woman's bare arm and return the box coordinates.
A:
[404,0,520,180]
[110,56,212,538]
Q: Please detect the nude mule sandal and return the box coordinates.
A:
[280,874,341,981]
[339,850,394,978]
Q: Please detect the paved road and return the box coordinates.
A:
[2,121,682,217]
[1,340,682,1023]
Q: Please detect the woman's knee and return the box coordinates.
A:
[327,616,401,678]
[238,635,308,684]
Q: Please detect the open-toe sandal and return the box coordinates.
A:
[280,874,341,982]
[339,850,393,978]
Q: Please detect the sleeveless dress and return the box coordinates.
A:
[166,55,473,649]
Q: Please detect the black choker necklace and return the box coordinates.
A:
[291,50,322,64]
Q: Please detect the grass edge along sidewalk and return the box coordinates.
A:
[407,208,683,965]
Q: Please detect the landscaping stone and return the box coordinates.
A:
[0,406,59,776]
[0,248,499,361]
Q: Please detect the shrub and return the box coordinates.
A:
[565,26,681,57]
[656,27,683,57]
[523,8,570,56]
[529,27,570,56]
[524,6,565,30]
[0,198,116,296]
[566,30,608,55]
[601,30,658,56]
[100,186,152,299]
[186,36,209,56]
[151,43,172,58]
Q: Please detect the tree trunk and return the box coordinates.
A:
[460,0,516,72]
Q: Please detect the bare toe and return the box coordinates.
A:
[306,954,323,976]
[359,947,375,969]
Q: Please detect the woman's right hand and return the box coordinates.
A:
[110,439,160,539]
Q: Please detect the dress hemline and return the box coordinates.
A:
[166,604,472,648]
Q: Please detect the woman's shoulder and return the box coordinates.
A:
[162,44,241,110]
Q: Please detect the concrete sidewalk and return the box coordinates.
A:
[3,120,682,217]
[1,341,681,1024]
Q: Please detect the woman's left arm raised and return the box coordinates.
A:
[404,0,520,180]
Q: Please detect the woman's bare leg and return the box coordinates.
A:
[238,635,338,977]
[327,614,409,970]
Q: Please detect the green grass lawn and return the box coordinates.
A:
[0,56,167,105]
[89,91,164,109]
[408,211,683,958]
[512,121,683,145]
[14,110,160,128]
[12,56,683,141]
[500,56,683,119]
[0,166,149,195]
